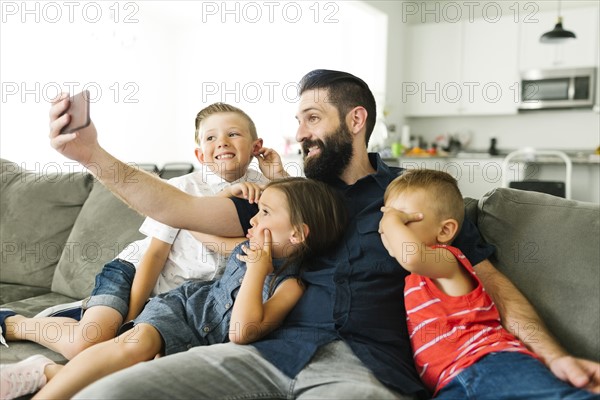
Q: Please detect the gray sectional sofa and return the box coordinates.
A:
[1,158,598,371]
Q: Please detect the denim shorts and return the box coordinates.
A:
[437,351,598,400]
[82,259,136,319]
[133,280,216,356]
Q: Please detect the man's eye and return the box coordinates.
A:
[309,115,318,122]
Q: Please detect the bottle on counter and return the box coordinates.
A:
[488,137,499,156]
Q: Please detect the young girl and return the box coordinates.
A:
[2,177,346,400]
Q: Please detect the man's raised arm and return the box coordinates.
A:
[48,93,244,237]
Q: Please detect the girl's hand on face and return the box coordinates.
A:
[237,229,274,275]
[225,182,265,204]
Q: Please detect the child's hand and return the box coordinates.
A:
[380,206,423,227]
[255,147,289,180]
[237,229,274,276]
[220,182,264,204]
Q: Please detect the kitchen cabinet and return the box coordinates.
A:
[461,18,520,115]
[404,23,462,116]
[519,6,600,71]
[405,19,519,117]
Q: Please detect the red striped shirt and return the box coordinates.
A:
[404,245,537,394]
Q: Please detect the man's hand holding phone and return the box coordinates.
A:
[49,92,99,165]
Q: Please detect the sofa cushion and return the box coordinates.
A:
[0,159,93,288]
[51,180,145,299]
[477,188,599,361]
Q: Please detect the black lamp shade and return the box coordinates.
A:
[540,17,577,43]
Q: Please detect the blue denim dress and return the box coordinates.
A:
[134,241,300,355]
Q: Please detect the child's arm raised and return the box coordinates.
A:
[379,207,474,296]
[125,238,171,322]
[229,229,304,344]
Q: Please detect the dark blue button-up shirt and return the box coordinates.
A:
[232,154,495,397]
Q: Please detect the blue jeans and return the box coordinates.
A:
[82,259,136,319]
[437,352,598,399]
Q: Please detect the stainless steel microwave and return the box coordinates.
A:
[519,67,596,110]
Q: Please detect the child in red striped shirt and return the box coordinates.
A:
[378,169,597,399]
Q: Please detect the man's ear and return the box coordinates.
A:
[194,147,204,164]
[252,138,264,157]
[290,223,310,244]
[346,106,368,135]
[438,219,459,244]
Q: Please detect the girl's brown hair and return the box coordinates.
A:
[263,177,347,292]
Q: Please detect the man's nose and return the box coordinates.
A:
[295,123,308,143]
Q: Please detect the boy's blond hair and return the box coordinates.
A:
[194,103,258,145]
[384,169,465,235]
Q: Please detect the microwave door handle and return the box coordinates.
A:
[568,76,575,100]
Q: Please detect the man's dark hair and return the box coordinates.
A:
[299,69,377,149]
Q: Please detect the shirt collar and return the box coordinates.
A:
[331,153,393,191]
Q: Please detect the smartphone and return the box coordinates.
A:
[60,90,91,134]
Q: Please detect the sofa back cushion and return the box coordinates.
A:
[1,159,93,288]
[52,180,145,299]
[477,188,599,361]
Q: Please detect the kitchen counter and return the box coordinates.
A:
[383,151,600,164]
[383,151,600,203]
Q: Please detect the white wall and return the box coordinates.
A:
[1,1,388,170]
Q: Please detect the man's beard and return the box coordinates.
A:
[302,122,354,183]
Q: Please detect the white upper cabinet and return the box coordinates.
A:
[404,22,462,116]
[405,19,519,116]
[462,18,520,115]
[519,6,600,71]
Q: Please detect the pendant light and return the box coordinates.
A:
[540,0,576,43]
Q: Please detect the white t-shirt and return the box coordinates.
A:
[117,166,268,295]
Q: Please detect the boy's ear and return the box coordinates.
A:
[290,223,309,244]
[438,219,459,244]
[252,139,264,156]
[194,148,205,164]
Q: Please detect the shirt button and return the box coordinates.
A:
[225,303,231,309]
[203,326,210,332]
[239,278,243,283]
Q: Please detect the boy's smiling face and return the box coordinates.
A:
[196,112,262,182]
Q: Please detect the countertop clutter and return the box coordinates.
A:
[386,150,600,164]
[381,148,600,204]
